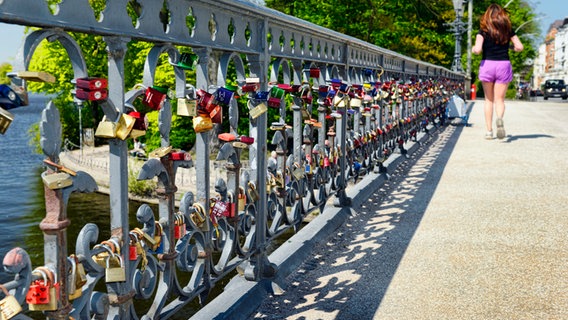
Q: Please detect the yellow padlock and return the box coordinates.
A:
[105,253,126,283]
[0,284,22,319]
[238,187,246,212]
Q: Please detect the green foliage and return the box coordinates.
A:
[0,63,12,84]
[128,167,157,197]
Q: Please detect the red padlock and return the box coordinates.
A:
[128,111,148,130]
[211,198,229,218]
[174,214,186,239]
[210,105,222,124]
[76,77,108,90]
[170,151,191,161]
[309,68,320,78]
[239,136,254,145]
[267,97,281,108]
[75,88,108,101]
[128,234,138,261]
[143,87,167,110]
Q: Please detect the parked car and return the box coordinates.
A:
[543,79,567,100]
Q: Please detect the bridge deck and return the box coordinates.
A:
[224,99,568,320]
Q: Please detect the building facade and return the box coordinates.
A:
[533,18,568,88]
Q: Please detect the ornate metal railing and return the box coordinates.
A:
[0,0,464,319]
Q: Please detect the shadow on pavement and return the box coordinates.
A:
[254,124,466,319]
[504,134,554,143]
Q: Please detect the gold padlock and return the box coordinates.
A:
[0,284,22,319]
[132,228,157,249]
[247,182,259,202]
[190,203,207,227]
[116,113,136,140]
[68,255,86,300]
[94,116,118,138]
[41,172,73,190]
[238,187,246,212]
[177,98,197,117]
[105,253,126,283]
[0,107,14,135]
[249,102,267,119]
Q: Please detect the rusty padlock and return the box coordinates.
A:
[0,284,22,319]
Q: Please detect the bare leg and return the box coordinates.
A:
[482,81,495,132]
[494,82,508,119]
[494,82,508,139]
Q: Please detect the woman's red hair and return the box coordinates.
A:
[480,4,512,45]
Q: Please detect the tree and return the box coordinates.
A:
[0,63,12,84]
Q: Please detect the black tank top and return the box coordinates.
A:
[479,30,513,61]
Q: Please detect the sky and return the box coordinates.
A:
[0,0,567,65]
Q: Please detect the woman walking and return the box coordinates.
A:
[472,3,524,140]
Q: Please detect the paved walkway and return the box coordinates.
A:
[247,99,568,320]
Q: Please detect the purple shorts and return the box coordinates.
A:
[478,60,513,84]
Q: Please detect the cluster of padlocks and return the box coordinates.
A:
[0,1,464,315]
[0,66,461,319]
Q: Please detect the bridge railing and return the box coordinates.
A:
[0,0,464,319]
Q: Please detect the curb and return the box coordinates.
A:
[192,123,448,320]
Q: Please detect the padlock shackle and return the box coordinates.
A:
[0,284,9,296]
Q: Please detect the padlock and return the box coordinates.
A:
[196,89,215,114]
[0,107,14,135]
[238,187,246,212]
[241,78,259,92]
[42,172,73,190]
[308,68,320,78]
[142,86,167,110]
[177,98,197,117]
[176,53,199,70]
[170,150,191,161]
[153,222,164,254]
[75,88,108,101]
[128,233,138,261]
[267,86,285,108]
[95,116,118,139]
[75,77,108,90]
[192,115,213,133]
[132,227,157,249]
[105,253,126,283]
[249,102,267,119]
[190,203,207,227]
[213,87,234,107]
[115,113,136,140]
[209,105,223,124]
[174,214,186,239]
[227,192,236,218]
[247,182,259,202]
[210,196,229,218]
[0,284,22,319]
[67,256,84,300]
[26,267,58,311]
